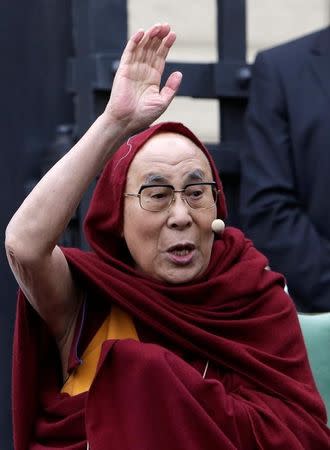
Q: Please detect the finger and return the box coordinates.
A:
[163,31,177,48]
[127,24,172,67]
[139,23,163,50]
[145,30,177,83]
[131,29,145,44]
[149,23,165,38]
[150,31,176,75]
[142,23,169,56]
[131,24,169,73]
[144,27,176,86]
[145,23,171,41]
[156,23,171,40]
[130,24,160,66]
[146,34,163,61]
[156,31,177,60]
[120,29,145,65]
[160,71,182,105]
[120,24,173,72]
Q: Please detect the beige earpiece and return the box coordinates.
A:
[211,219,225,235]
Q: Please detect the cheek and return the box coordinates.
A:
[123,204,162,264]
[200,231,215,259]
[199,208,216,234]
[198,211,216,253]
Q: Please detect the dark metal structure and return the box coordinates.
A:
[0,1,248,447]
[0,2,74,448]
[69,0,250,245]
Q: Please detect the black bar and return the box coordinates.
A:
[72,0,128,249]
[72,0,95,136]
[216,0,247,226]
[68,55,251,99]
[217,0,246,60]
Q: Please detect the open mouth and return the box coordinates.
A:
[166,243,196,265]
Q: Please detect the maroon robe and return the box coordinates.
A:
[12,122,329,449]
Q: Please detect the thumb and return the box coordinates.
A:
[160,71,183,106]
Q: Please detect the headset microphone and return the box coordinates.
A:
[211,219,225,235]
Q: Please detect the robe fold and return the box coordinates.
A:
[12,122,329,449]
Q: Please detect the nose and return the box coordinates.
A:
[167,193,193,230]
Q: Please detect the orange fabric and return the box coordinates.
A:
[61,305,139,396]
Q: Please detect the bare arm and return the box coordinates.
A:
[5,24,182,366]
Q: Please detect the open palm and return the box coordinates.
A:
[105,24,182,131]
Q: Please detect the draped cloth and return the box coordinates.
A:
[12,122,329,449]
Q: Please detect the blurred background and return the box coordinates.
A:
[1,1,329,447]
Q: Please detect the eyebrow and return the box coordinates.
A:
[143,173,169,184]
[184,169,206,182]
[143,169,206,185]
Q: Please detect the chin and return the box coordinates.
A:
[157,267,204,285]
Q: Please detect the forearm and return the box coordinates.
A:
[6,113,130,259]
[6,24,181,262]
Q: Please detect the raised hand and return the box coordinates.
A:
[105,23,182,131]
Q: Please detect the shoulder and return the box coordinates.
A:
[254,27,329,70]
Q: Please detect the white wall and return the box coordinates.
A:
[127,0,330,141]
[247,0,330,61]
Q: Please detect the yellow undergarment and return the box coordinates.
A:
[61,305,139,396]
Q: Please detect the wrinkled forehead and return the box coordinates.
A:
[126,132,213,185]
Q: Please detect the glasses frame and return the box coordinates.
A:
[124,182,219,212]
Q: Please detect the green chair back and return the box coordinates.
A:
[298,313,330,425]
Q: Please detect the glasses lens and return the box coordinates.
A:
[184,184,217,209]
[140,186,173,211]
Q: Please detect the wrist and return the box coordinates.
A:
[97,112,131,140]
[91,113,134,157]
[101,100,142,133]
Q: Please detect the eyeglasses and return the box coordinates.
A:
[124,182,218,212]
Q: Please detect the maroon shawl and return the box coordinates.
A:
[12,122,329,449]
